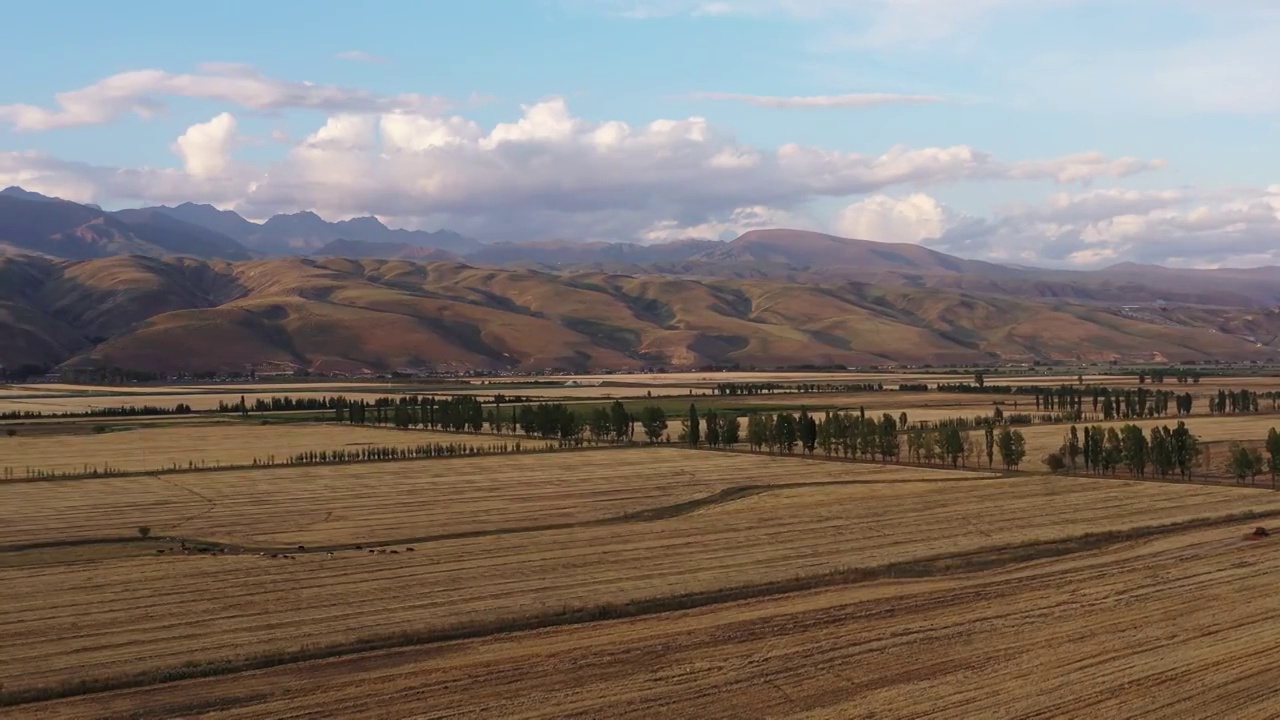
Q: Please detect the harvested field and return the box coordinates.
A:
[28,520,1280,719]
[0,450,987,547]
[3,452,1279,693]
[0,422,501,476]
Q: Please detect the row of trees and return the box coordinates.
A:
[1208,389,1280,415]
[738,410,1029,470]
[678,405,741,447]
[1226,429,1280,486]
[1047,422,1201,480]
[336,396,486,432]
[711,382,885,396]
[903,425,1027,470]
[0,402,194,421]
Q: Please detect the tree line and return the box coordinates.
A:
[1044,422,1201,480]
[712,382,885,396]
[0,403,194,421]
[1208,389,1280,415]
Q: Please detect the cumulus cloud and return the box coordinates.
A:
[0,95,1167,245]
[0,64,447,131]
[335,50,389,64]
[836,193,953,243]
[171,113,239,178]
[680,92,945,108]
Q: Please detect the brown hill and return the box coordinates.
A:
[0,255,1276,374]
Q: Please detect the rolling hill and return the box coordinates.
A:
[0,254,1276,374]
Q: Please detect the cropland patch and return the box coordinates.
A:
[2,450,1277,695]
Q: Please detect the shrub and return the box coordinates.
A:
[1045,452,1067,472]
[4,429,15,437]
[137,526,151,539]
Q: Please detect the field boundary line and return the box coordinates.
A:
[5,508,1278,709]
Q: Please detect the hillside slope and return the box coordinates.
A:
[0,256,1276,373]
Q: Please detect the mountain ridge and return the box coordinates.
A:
[0,254,1276,375]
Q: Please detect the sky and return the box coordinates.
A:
[1,0,1278,268]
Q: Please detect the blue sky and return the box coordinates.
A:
[1,0,1278,267]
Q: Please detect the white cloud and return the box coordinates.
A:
[335,50,389,64]
[681,91,945,108]
[0,95,1166,245]
[0,64,447,131]
[928,186,1280,268]
[171,113,239,179]
[836,193,953,243]
[641,205,813,242]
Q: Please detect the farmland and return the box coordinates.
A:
[0,449,987,547]
[25,520,1278,720]
[5,448,1280,700]
[6,371,1280,717]
[0,422,511,476]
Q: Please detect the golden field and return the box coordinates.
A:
[0,449,984,547]
[3,447,1280,697]
[0,422,504,476]
[23,520,1278,720]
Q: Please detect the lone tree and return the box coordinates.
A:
[997,428,1027,470]
[137,526,152,539]
[639,406,668,445]
[687,404,700,447]
[1267,428,1280,489]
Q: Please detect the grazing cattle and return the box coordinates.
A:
[326,551,335,559]
[405,547,415,552]
[389,550,399,555]
[269,553,279,558]
[156,549,165,554]
[368,549,376,554]
[297,545,306,551]
[355,545,363,550]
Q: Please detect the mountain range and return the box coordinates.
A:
[1,187,1278,373]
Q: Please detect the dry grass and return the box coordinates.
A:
[0,422,499,476]
[31,520,1280,719]
[3,449,1278,693]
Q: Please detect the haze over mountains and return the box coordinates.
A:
[1,187,1278,374]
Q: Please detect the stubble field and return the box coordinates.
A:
[7,371,1280,718]
[27,520,1279,720]
[4,447,1280,700]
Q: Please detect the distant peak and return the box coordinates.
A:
[1,186,58,202]
[339,215,388,229]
